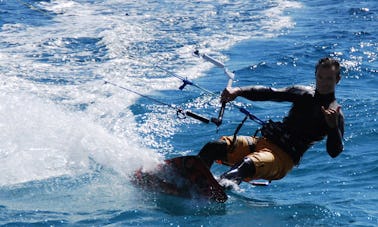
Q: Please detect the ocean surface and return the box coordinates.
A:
[0,0,377,226]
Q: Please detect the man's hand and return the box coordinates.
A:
[220,87,242,103]
[321,106,341,129]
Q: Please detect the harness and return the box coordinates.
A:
[230,108,305,165]
[263,121,310,164]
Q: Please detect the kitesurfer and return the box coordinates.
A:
[198,57,345,184]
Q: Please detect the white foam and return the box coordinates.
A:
[0,89,161,186]
[261,0,302,36]
[217,178,244,192]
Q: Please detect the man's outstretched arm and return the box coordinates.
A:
[221,85,312,103]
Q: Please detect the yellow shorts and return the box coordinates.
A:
[217,136,294,181]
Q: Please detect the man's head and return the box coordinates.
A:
[315,58,341,94]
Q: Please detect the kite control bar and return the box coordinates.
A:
[194,50,235,127]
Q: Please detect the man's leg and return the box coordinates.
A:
[221,137,295,183]
[199,136,257,183]
[220,157,256,184]
[198,140,228,168]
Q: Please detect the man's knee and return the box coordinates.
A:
[198,140,228,167]
[198,140,227,155]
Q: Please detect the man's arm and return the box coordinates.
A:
[325,108,344,158]
[221,85,313,103]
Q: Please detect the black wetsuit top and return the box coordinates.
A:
[239,85,344,164]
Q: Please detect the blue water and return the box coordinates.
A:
[0,0,377,226]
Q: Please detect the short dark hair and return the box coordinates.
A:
[315,57,341,77]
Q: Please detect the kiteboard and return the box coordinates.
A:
[132,155,227,203]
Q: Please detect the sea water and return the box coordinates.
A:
[0,0,377,226]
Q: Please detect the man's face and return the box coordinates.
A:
[316,67,339,94]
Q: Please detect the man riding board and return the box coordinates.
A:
[198,57,345,184]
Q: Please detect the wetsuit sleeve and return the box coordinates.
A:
[326,111,344,158]
[238,86,311,102]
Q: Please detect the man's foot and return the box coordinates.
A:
[220,168,242,185]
